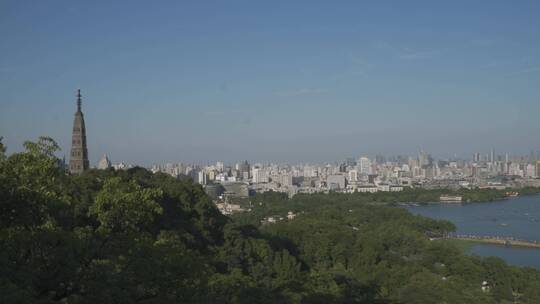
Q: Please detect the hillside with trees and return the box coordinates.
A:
[2,137,540,303]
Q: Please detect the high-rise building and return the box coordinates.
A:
[252,167,268,183]
[348,169,358,182]
[327,174,346,190]
[526,164,536,178]
[238,160,250,179]
[358,157,372,175]
[69,89,89,174]
[419,150,431,167]
[345,158,356,166]
[278,173,293,186]
[97,154,111,170]
[197,171,207,185]
[473,152,481,163]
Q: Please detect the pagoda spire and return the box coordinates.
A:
[69,88,89,174]
[77,89,82,112]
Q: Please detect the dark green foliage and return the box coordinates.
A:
[0,138,217,303]
[232,187,540,227]
[233,188,540,303]
[1,137,540,303]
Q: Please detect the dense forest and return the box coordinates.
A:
[2,137,540,303]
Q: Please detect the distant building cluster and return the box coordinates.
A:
[146,149,540,205]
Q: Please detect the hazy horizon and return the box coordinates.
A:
[2,1,539,165]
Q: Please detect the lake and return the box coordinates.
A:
[406,195,540,269]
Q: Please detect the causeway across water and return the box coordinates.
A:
[447,234,540,249]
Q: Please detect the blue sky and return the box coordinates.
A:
[1,1,539,164]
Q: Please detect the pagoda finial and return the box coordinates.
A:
[77,88,82,112]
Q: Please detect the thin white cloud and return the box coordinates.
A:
[275,88,327,97]
[371,42,439,60]
[202,109,244,116]
[505,66,540,76]
[397,47,437,60]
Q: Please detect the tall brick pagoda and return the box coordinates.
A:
[69,89,89,174]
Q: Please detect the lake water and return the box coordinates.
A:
[406,195,540,269]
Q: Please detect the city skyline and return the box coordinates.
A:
[118,148,540,171]
[1,1,540,164]
[147,145,540,200]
